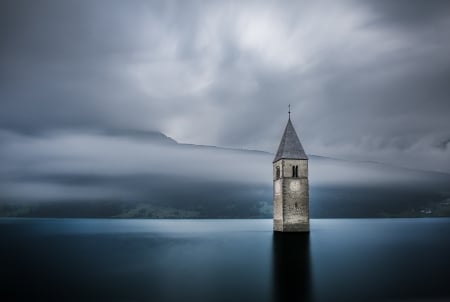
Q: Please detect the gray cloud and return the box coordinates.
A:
[361,0,450,28]
[0,0,449,173]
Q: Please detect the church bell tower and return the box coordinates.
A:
[273,108,309,232]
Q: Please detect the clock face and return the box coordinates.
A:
[274,181,281,195]
[289,180,301,192]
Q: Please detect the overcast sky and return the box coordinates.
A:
[1,0,449,172]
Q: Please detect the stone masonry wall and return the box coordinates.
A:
[273,159,309,232]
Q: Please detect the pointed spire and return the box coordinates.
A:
[273,117,308,162]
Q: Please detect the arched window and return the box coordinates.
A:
[292,165,299,177]
[276,166,280,179]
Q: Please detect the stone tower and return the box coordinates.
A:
[273,115,309,232]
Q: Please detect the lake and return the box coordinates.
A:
[1,218,449,302]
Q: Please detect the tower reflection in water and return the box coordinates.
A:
[272,232,312,302]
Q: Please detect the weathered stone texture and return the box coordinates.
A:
[273,159,309,232]
[273,179,283,222]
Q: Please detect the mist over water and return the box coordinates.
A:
[1,132,447,215]
[1,218,449,302]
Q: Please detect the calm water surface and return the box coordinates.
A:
[1,218,449,302]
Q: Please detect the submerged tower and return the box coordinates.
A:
[273,109,309,232]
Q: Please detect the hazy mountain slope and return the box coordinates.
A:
[0,130,449,218]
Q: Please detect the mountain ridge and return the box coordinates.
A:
[0,128,449,219]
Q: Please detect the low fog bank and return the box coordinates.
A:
[0,130,449,218]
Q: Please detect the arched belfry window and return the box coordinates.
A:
[276,166,280,179]
[292,165,299,177]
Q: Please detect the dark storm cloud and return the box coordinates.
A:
[0,0,175,133]
[362,0,450,28]
[0,0,449,174]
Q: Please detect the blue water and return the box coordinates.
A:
[1,218,449,302]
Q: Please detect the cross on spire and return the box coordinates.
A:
[288,104,291,119]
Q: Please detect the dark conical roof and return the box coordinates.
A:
[273,118,308,162]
